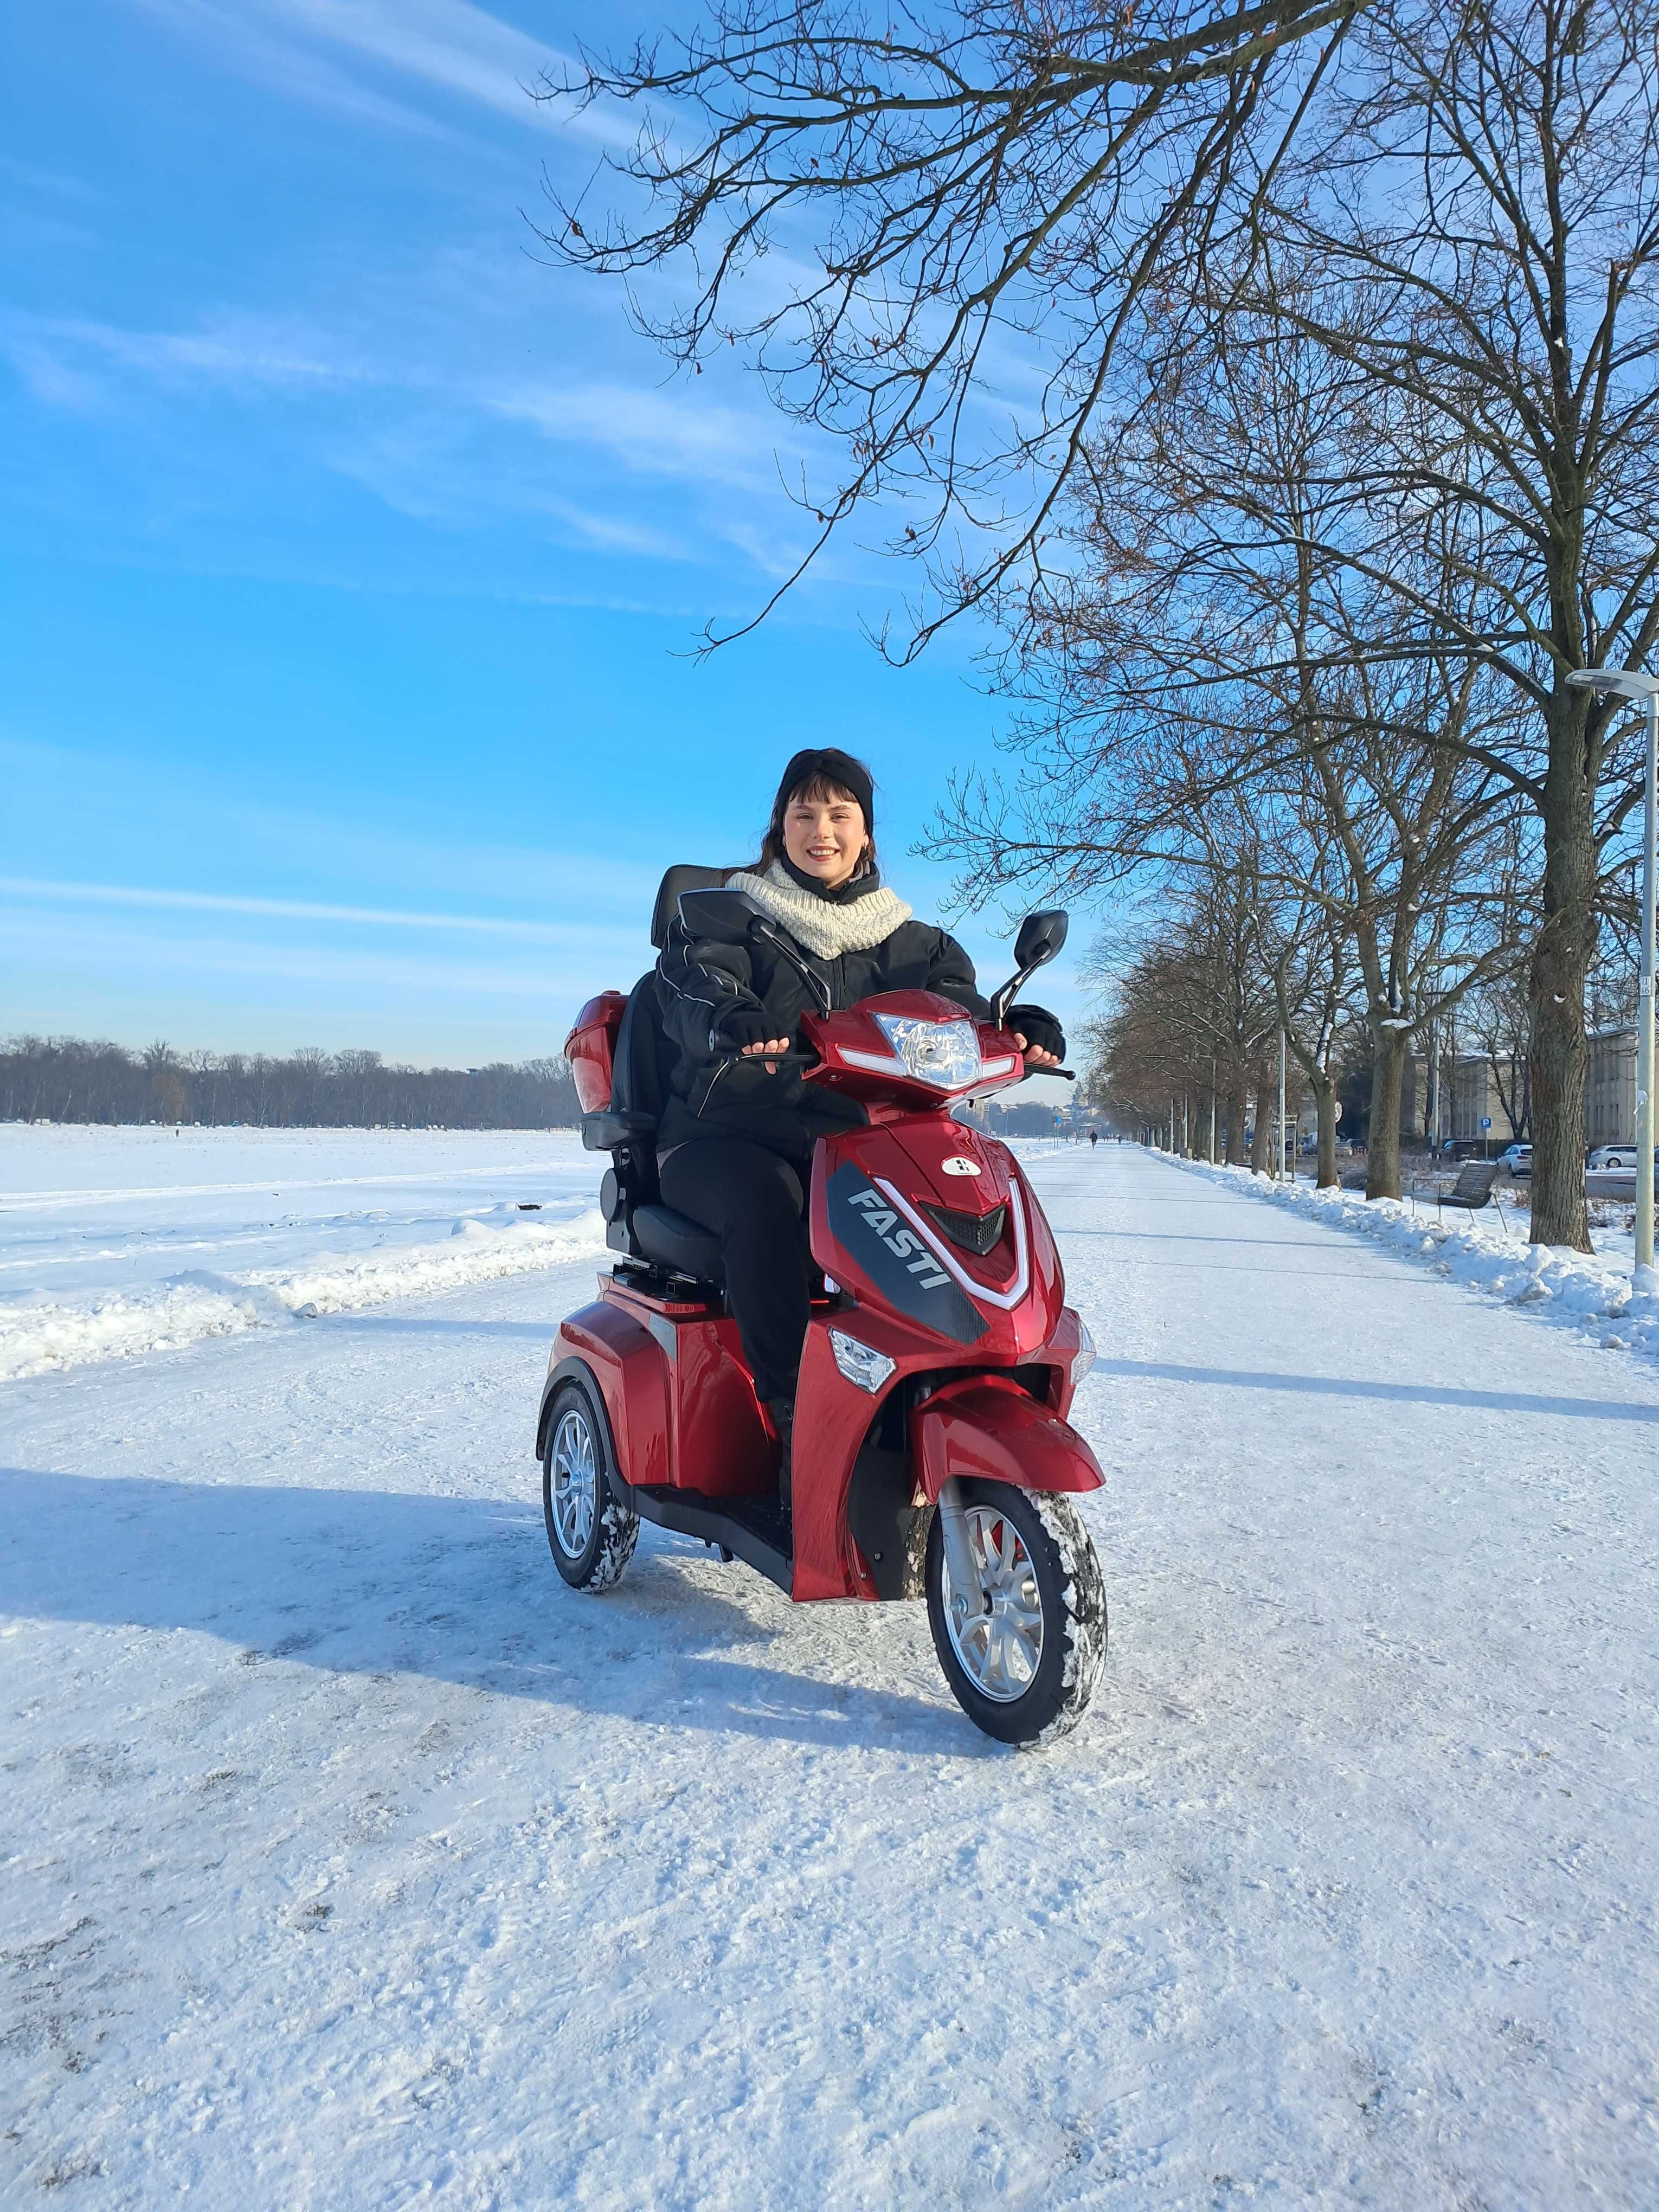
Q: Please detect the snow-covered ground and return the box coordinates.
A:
[3,1137,1657,2207]
[0,1127,605,1382]
[1168,1153,1659,1365]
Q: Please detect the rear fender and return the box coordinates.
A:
[544,1300,671,1489]
[537,1355,632,1502]
[909,1373,1103,1502]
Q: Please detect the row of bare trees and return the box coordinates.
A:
[1082,854,1551,1192]
[1,1038,581,1131]
[555,0,1659,1249]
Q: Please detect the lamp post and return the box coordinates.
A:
[1568,667,1658,1278]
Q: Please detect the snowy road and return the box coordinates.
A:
[4,1142,1657,2207]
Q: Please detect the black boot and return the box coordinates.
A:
[765,1396,795,1524]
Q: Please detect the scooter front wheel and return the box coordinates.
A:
[543,1381,639,1592]
[925,1481,1106,1748]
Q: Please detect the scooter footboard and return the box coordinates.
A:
[910,1375,1103,1501]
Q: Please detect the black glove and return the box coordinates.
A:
[714,1007,789,1053]
[1006,1004,1066,1060]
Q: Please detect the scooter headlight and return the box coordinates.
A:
[872,1014,981,1091]
[1070,1317,1096,1388]
[829,1329,897,1395]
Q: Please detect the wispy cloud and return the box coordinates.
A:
[130,0,631,148]
[0,877,621,946]
[127,0,451,137]
[1,909,608,1001]
[3,303,805,570]
[1,311,371,402]
[492,382,788,494]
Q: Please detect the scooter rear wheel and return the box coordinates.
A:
[543,1381,639,1592]
[925,1481,1106,1747]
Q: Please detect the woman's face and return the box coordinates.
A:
[781,788,867,889]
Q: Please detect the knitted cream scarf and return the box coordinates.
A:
[725,859,913,961]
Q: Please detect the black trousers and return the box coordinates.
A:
[658,1139,810,1403]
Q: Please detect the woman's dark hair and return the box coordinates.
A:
[746,748,879,877]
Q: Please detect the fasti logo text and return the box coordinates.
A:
[846,1189,951,1290]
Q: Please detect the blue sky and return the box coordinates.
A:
[1,0,1085,1072]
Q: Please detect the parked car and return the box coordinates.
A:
[1588,1144,1659,1171]
[1497,1142,1532,1177]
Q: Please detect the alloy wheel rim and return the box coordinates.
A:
[550,1407,597,1557]
[942,1506,1045,1702]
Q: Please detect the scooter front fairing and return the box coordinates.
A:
[790,1112,1103,1603]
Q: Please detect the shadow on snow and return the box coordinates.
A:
[0,1467,981,1757]
[1091,1358,1659,1423]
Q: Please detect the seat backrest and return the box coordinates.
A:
[1452,1161,1499,1203]
[651,864,731,950]
[609,862,740,1131]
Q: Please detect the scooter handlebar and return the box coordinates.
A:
[709,1046,820,1070]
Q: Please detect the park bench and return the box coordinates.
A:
[1410,1159,1509,1233]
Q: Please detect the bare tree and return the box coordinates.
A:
[1212,0,1659,1243]
[543,0,1366,653]
[931,267,1535,1199]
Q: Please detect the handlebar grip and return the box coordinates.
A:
[711,1048,819,1069]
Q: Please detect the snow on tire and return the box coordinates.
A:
[924,1480,1107,1749]
[542,1381,639,1592]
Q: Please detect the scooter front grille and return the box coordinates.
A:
[919,1199,1008,1256]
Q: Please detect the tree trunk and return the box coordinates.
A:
[1366,1028,1409,1200]
[1315,1078,1339,1189]
[1249,1084,1270,1174]
[1224,1091,1245,1165]
[1528,703,1594,1249]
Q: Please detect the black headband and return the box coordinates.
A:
[775,747,875,831]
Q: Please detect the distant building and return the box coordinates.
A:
[1587,1024,1637,1148]
[1436,1025,1636,1148]
[1449,1054,1525,1146]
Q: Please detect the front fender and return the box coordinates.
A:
[910,1374,1103,1502]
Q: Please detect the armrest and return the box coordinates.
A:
[581,1110,657,1153]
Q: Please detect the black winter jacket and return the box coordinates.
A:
[656,866,992,1162]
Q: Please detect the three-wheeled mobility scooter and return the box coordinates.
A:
[539,870,1107,1746]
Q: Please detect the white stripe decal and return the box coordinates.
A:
[871,1175,1031,1313]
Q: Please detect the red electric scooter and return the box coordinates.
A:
[541,876,1105,1746]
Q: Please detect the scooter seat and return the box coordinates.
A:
[631,1203,724,1283]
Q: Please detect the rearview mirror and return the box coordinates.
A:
[1014,909,1069,969]
[677,887,764,943]
[991,908,1071,1028]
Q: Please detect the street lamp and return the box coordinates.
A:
[1568,666,1658,1279]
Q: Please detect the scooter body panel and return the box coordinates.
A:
[812,1119,1066,1364]
[555,1280,775,1501]
[556,1293,672,1491]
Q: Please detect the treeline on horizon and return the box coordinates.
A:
[1,1036,581,1130]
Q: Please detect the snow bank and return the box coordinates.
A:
[0,1206,607,1383]
[1169,1155,1659,1361]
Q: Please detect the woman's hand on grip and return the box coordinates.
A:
[1007,1004,1066,1069]
[718,1007,793,1075]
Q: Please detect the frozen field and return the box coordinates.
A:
[3,1135,1658,2208]
[0,1127,605,1382]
